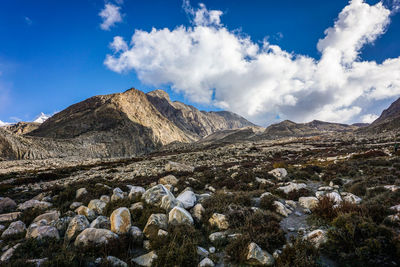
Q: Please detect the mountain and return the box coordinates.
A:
[362,97,400,133]
[262,119,359,138]
[33,112,50,123]
[146,89,256,139]
[0,88,255,160]
[3,122,40,135]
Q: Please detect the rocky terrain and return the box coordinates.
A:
[0,132,399,266]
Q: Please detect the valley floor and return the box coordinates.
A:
[0,135,399,266]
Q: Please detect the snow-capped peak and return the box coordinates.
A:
[33,112,50,123]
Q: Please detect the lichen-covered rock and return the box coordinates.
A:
[76,188,88,199]
[143,214,168,239]
[17,199,52,211]
[268,168,288,180]
[1,220,26,238]
[128,186,145,201]
[90,216,111,229]
[74,228,118,247]
[50,216,72,237]
[191,203,205,222]
[0,212,21,223]
[176,190,196,209]
[299,197,319,210]
[246,242,274,266]
[110,207,131,234]
[165,161,194,173]
[304,229,327,248]
[132,251,158,267]
[168,206,194,225]
[88,199,107,215]
[0,197,17,213]
[142,184,182,211]
[158,175,179,186]
[65,215,90,241]
[208,213,229,230]
[26,224,59,240]
[75,206,96,221]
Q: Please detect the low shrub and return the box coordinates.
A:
[276,237,320,267]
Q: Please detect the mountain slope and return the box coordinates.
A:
[146,90,256,139]
[262,120,359,138]
[362,97,400,133]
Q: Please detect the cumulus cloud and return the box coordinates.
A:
[361,113,379,123]
[99,3,123,30]
[104,0,400,126]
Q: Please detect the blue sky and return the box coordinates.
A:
[1,0,400,126]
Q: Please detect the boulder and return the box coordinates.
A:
[132,251,158,267]
[75,206,96,221]
[111,188,125,202]
[165,161,194,173]
[208,213,229,230]
[76,188,88,199]
[176,190,196,209]
[130,202,144,213]
[305,229,327,248]
[278,182,307,194]
[110,207,131,234]
[88,199,107,215]
[128,186,146,201]
[341,192,362,204]
[65,215,90,241]
[246,242,274,266]
[0,197,17,213]
[90,216,111,229]
[209,231,227,244]
[268,168,288,180]
[143,214,168,239]
[0,212,21,223]
[198,257,215,267]
[299,197,319,210]
[158,175,179,186]
[74,228,118,247]
[18,199,52,211]
[274,201,292,217]
[50,216,72,236]
[325,192,342,204]
[26,224,59,240]
[168,207,194,226]
[1,220,26,238]
[142,184,182,211]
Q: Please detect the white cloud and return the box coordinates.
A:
[24,16,32,25]
[105,0,400,126]
[99,3,123,31]
[361,113,379,123]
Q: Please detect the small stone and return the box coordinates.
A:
[274,201,292,217]
[130,226,143,244]
[76,188,88,199]
[208,213,229,230]
[304,229,327,248]
[88,199,107,215]
[33,211,60,224]
[0,212,21,223]
[75,206,96,221]
[268,168,288,180]
[209,231,227,244]
[0,243,20,262]
[70,202,83,210]
[100,195,110,203]
[299,197,319,210]
[26,224,59,240]
[0,197,17,213]
[176,190,197,209]
[197,246,209,258]
[104,256,128,267]
[191,203,205,222]
[198,257,215,267]
[128,186,146,201]
[278,182,307,194]
[18,199,52,211]
[165,161,194,173]
[209,247,216,253]
[130,202,144,213]
[111,188,125,202]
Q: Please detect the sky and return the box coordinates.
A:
[1,0,400,126]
